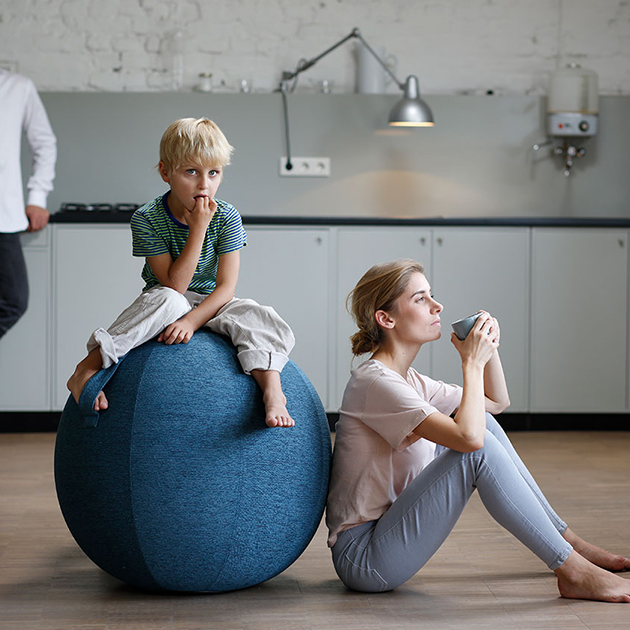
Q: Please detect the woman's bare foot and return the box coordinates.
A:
[564,527,630,572]
[67,348,108,411]
[556,550,630,603]
[251,369,295,428]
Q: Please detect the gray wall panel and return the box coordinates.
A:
[23,93,630,219]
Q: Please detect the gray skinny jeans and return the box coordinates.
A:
[331,414,573,592]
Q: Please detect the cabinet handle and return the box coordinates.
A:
[315,236,323,245]
[419,237,426,246]
[436,237,443,246]
[619,239,625,248]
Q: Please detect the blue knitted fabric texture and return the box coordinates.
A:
[54,330,331,592]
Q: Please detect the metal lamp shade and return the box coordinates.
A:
[388,76,434,127]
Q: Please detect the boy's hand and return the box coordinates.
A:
[187,195,217,231]
[158,315,197,345]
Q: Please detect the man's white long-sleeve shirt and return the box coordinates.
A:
[0,69,57,233]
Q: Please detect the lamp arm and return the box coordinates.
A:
[281,30,358,83]
[352,30,405,90]
[281,27,404,90]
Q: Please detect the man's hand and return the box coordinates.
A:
[25,205,50,232]
[158,314,198,345]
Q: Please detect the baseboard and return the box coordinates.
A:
[496,412,630,431]
[1,411,628,434]
[0,412,62,433]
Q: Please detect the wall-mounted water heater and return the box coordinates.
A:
[533,63,599,176]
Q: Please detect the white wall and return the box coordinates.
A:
[2,0,630,95]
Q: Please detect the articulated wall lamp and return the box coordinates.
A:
[278,27,434,171]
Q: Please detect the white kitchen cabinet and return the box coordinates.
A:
[52,225,144,410]
[431,228,530,412]
[5,221,630,419]
[0,229,51,411]
[530,229,628,412]
[334,228,432,410]
[237,227,330,408]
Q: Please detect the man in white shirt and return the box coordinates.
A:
[0,68,57,338]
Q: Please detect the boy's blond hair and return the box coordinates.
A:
[159,117,233,171]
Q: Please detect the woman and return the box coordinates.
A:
[326,259,630,602]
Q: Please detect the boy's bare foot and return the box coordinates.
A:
[67,348,107,411]
[93,390,108,411]
[564,527,630,572]
[251,369,295,428]
[264,394,294,428]
[556,550,630,602]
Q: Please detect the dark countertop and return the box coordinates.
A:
[50,211,630,228]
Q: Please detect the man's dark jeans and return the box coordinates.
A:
[0,232,29,339]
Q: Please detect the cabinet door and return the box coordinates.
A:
[53,225,145,410]
[530,229,628,412]
[431,228,530,412]
[237,228,330,408]
[0,231,51,411]
[334,228,432,411]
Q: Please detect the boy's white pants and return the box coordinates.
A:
[87,286,295,373]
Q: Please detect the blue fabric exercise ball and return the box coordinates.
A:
[54,330,331,592]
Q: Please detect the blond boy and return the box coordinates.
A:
[68,118,295,427]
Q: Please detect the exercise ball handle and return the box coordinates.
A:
[77,362,123,428]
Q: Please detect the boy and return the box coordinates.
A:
[67,117,295,427]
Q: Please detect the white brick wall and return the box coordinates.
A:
[2,0,629,94]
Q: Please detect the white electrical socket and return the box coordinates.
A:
[279,157,331,177]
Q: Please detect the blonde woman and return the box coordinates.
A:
[326,259,630,602]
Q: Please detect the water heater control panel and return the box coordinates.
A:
[547,112,598,137]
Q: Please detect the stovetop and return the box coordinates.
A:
[60,202,140,212]
[52,202,141,223]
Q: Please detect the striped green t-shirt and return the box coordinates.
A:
[130,193,247,294]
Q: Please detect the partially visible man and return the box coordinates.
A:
[0,68,57,339]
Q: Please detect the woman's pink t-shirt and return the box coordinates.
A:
[326,359,462,547]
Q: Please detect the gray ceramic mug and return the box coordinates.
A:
[451,312,482,340]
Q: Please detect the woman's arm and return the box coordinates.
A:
[483,349,510,415]
[158,250,240,344]
[413,312,501,452]
[476,313,510,414]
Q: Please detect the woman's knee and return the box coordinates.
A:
[485,411,498,429]
[485,412,514,446]
[473,429,511,466]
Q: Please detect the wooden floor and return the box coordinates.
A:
[1,431,630,630]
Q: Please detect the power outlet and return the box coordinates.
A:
[279,157,331,177]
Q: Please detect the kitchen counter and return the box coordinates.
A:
[50,212,630,228]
